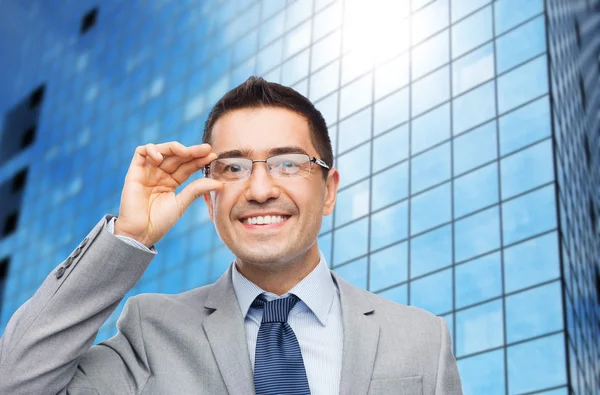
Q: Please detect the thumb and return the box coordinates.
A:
[176,178,223,213]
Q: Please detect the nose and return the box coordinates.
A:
[244,162,281,203]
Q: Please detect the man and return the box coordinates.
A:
[0,77,462,394]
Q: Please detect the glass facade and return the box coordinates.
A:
[0,0,597,393]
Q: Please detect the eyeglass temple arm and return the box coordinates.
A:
[311,157,330,169]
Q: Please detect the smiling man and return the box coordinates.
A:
[0,77,462,395]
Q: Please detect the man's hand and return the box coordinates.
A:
[114,142,223,248]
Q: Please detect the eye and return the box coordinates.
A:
[224,164,243,173]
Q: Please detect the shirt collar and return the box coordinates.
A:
[231,251,336,327]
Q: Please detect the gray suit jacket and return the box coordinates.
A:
[0,216,462,395]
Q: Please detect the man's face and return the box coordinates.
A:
[203,107,339,269]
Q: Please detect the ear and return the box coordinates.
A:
[322,168,339,216]
[203,192,214,222]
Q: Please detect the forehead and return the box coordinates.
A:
[210,107,316,156]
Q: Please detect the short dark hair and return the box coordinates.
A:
[202,76,333,175]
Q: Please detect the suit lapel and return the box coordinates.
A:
[203,266,255,395]
[334,272,380,395]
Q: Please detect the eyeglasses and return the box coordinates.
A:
[204,153,330,183]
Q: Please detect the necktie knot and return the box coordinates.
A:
[251,294,299,323]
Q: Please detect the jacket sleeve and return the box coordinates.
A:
[434,317,463,395]
[0,215,156,395]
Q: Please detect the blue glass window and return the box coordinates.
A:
[370,242,408,291]
[375,54,409,100]
[455,206,500,262]
[494,0,544,35]
[315,92,338,126]
[256,38,283,75]
[284,20,311,57]
[411,142,451,194]
[373,125,409,169]
[507,334,567,394]
[411,0,449,45]
[453,120,497,175]
[410,224,452,278]
[451,0,490,22]
[455,252,502,308]
[334,257,367,289]
[410,268,452,315]
[496,16,546,74]
[412,30,449,80]
[336,143,370,189]
[233,29,257,65]
[371,162,409,211]
[313,1,342,41]
[340,73,372,119]
[341,51,373,85]
[452,6,492,59]
[281,49,309,86]
[333,217,368,265]
[452,42,494,96]
[377,284,408,305]
[411,103,450,155]
[412,66,450,116]
[502,184,556,245]
[318,232,332,265]
[457,349,505,395]
[500,139,554,199]
[456,300,504,356]
[454,162,499,218]
[309,60,339,102]
[321,212,333,234]
[371,201,409,250]
[452,81,496,134]
[504,231,560,293]
[338,107,371,153]
[311,30,341,71]
[499,96,551,155]
[285,0,313,29]
[411,182,452,235]
[497,55,548,114]
[506,281,563,344]
[374,87,409,135]
[335,179,370,227]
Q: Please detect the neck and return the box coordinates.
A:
[235,244,321,295]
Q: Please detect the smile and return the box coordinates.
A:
[241,215,291,225]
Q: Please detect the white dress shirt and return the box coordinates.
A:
[107,217,344,394]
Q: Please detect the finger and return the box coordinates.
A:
[171,153,218,185]
[154,142,212,159]
[131,144,163,168]
[175,178,223,214]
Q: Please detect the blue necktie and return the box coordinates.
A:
[252,294,311,395]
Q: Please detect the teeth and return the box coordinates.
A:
[243,215,289,225]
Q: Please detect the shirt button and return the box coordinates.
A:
[64,256,74,268]
[81,237,89,247]
[55,266,66,279]
[72,246,83,258]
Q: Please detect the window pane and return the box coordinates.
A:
[497,55,548,114]
[281,49,309,86]
[412,0,449,45]
[507,334,567,394]
[318,232,332,264]
[494,0,544,35]
[374,87,409,135]
[340,73,372,119]
[500,139,554,199]
[371,201,408,250]
[256,38,283,75]
[455,252,502,308]
[452,43,494,96]
[334,257,367,289]
[411,103,450,155]
[411,142,451,194]
[375,53,409,100]
[335,179,369,227]
[454,162,499,218]
[504,231,560,293]
[456,300,504,356]
[370,242,408,291]
[284,20,311,57]
[496,15,546,74]
[453,120,497,175]
[451,6,493,59]
[259,11,285,47]
[412,66,450,116]
[309,60,339,101]
[412,29,449,80]
[313,1,342,40]
[506,281,563,344]
[371,162,409,211]
[314,92,338,125]
[410,224,452,278]
[337,143,370,189]
[457,350,505,395]
[453,81,496,134]
[373,124,409,170]
[499,96,551,155]
[311,30,341,71]
[341,50,374,85]
[502,185,556,245]
[410,268,452,315]
[455,206,500,262]
[411,182,452,234]
[333,217,368,265]
[451,0,490,22]
[378,283,408,305]
[338,107,371,153]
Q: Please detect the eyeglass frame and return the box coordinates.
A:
[203,153,330,182]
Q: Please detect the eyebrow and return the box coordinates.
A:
[216,146,310,159]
